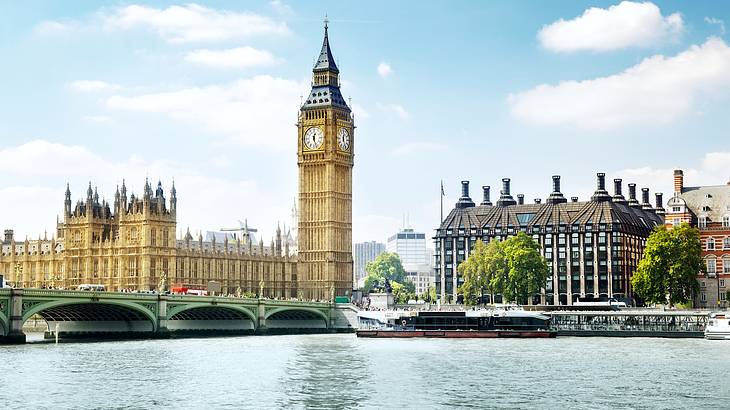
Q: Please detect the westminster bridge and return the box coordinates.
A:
[0,288,358,343]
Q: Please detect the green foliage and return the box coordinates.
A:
[391,281,416,304]
[425,285,437,303]
[458,233,548,305]
[631,223,702,306]
[457,239,504,305]
[362,252,415,295]
[502,233,550,304]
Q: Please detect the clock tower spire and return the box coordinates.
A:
[297,19,354,301]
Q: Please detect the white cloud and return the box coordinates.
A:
[36,4,288,43]
[68,80,121,93]
[391,142,447,157]
[184,47,278,69]
[101,4,288,43]
[34,20,74,35]
[270,0,294,16]
[106,75,306,149]
[538,1,683,52]
[377,62,393,78]
[705,17,726,36]
[82,115,113,123]
[351,103,370,120]
[614,151,730,202]
[0,140,291,241]
[378,103,409,120]
[508,38,730,129]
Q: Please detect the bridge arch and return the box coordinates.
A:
[167,304,257,332]
[22,299,158,334]
[168,303,257,323]
[264,306,329,329]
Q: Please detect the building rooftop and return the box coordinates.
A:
[673,184,730,221]
[438,175,664,237]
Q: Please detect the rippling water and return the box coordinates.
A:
[1,334,729,409]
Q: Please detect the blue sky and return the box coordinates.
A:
[1,1,729,244]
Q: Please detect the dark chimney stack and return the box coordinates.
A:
[654,193,665,217]
[534,198,542,204]
[628,183,640,208]
[571,197,579,202]
[496,178,517,206]
[641,188,654,212]
[546,175,567,204]
[591,172,612,202]
[517,194,524,205]
[3,229,13,244]
[481,186,492,206]
[612,178,627,204]
[456,180,475,209]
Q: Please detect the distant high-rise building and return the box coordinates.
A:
[387,228,434,295]
[353,241,385,287]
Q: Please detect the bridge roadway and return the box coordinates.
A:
[0,288,358,344]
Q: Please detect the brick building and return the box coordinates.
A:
[665,169,730,308]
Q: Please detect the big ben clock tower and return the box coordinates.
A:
[297,19,354,301]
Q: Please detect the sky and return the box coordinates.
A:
[1,1,729,246]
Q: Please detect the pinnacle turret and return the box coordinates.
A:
[314,17,338,73]
[86,182,93,202]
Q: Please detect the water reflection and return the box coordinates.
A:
[278,335,371,409]
[0,335,729,409]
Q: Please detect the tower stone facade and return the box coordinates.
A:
[297,21,354,300]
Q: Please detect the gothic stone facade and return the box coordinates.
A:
[435,174,664,305]
[665,169,730,308]
[0,180,296,297]
[296,22,354,300]
[1,23,353,301]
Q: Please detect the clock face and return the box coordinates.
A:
[304,127,324,150]
[337,128,350,151]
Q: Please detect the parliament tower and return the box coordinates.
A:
[297,20,354,300]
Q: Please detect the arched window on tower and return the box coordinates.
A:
[707,237,716,251]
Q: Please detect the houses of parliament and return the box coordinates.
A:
[0,22,354,301]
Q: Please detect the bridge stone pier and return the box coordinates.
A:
[0,289,358,344]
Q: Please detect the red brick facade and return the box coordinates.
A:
[665,170,730,308]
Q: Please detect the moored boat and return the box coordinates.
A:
[356,308,556,338]
[705,312,730,340]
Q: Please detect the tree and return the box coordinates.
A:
[457,234,546,305]
[391,281,416,304]
[501,233,550,304]
[458,239,505,305]
[362,252,414,293]
[631,223,702,306]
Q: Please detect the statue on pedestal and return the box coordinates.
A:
[158,272,168,293]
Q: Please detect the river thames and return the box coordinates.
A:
[1,334,729,409]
